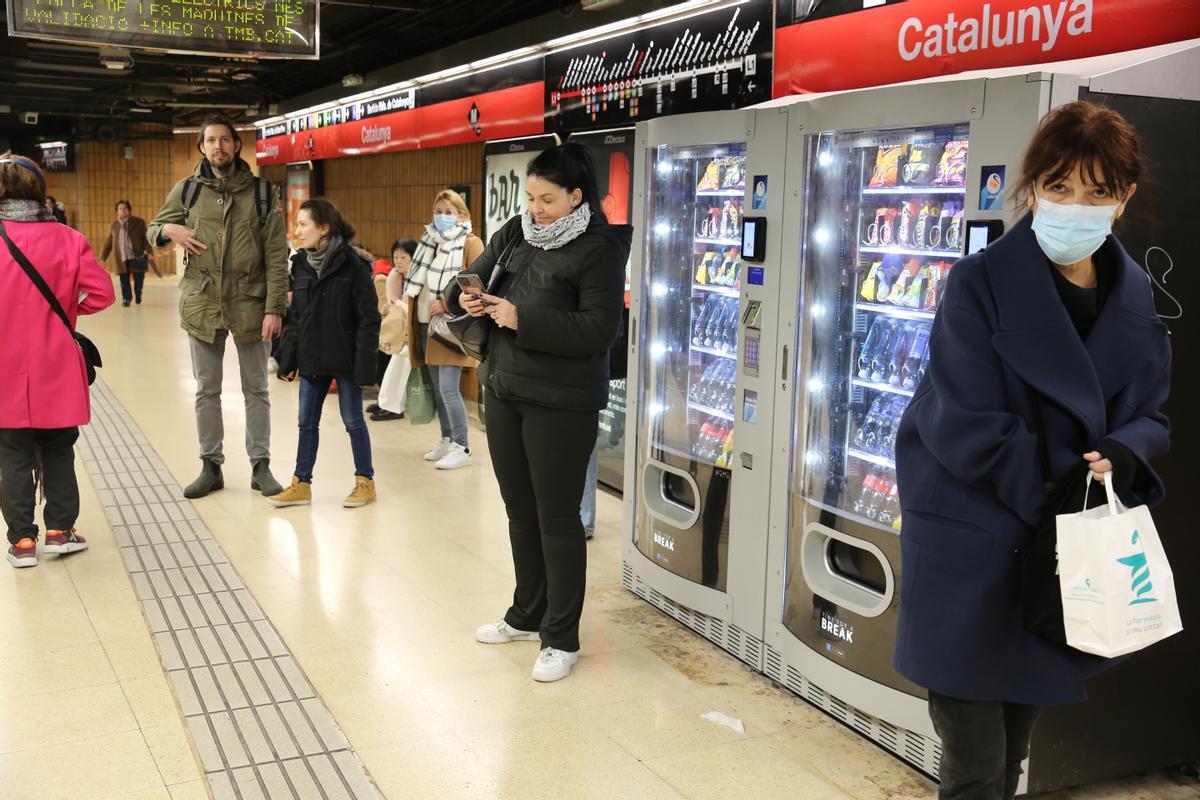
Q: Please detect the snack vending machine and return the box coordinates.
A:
[623,109,788,668]
[765,49,1200,794]
[764,73,1064,780]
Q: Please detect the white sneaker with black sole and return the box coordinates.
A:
[435,444,471,470]
[532,647,579,682]
[424,437,454,462]
[475,620,539,644]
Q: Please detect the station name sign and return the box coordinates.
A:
[6,0,319,59]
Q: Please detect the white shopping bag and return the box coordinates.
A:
[1056,471,1182,658]
[377,347,411,414]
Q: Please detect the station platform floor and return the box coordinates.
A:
[2,277,1196,800]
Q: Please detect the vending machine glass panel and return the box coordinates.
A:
[637,142,747,588]
[785,125,970,691]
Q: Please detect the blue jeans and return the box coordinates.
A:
[295,375,373,483]
[420,324,469,448]
[580,439,599,530]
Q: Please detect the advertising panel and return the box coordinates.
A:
[482,135,560,244]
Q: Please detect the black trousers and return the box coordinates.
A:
[485,390,598,652]
[928,691,1041,800]
[119,270,145,303]
[0,428,81,545]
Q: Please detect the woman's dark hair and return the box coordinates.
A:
[196,114,242,156]
[391,238,417,259]
[299,197,356,242]
[115,199,132,211]
[527,142,608,224]
[1014,101,1145,208]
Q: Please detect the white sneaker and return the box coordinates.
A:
[532,647,579,682]
[475,620,539,644]
[266,356,279,374]
[424,437,454,462]
[435,444,472,470]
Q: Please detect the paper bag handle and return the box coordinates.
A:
[1082,471,1119,516]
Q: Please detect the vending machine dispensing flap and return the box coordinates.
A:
[643,461,701,530]
[800,522,895,618]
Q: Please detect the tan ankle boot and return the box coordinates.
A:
[344,476,376,508]
[268,476,311,507]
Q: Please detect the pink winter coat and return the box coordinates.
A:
[0,220,115,428]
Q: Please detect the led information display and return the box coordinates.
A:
[6,0,319,59]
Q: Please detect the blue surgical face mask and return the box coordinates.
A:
[433,214,457,233]
[1031,195,1119,265]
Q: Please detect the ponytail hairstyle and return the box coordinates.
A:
[526,142,607,225]
[299,197,356,243]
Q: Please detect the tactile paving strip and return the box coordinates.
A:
[79,380,383,800]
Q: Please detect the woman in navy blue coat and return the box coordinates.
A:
[894,102,1171,799]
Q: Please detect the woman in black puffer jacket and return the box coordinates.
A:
[272,198,381,510]
[447,143,632,683]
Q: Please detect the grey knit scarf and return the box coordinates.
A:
[0,199,55,223]
[306,235,343,275]
[522,202,591,250]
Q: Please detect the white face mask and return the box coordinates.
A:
[1031,195,1120,265]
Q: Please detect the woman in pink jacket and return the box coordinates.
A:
[0,154,114,567]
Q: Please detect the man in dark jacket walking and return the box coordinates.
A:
[100,200,151,307]
[147,115,289,499]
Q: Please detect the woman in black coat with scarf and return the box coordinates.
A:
[447,143,632,683]
[894,102,1171,799]
[271,198,381,510]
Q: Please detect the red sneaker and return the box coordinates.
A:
[7,537,37,568]
[43,529,87,555]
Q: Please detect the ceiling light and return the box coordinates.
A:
[98,47,134,70]
[581,0,626,9]
[129,108,153,114]
[231,71,256,82]
[37,141,68,149]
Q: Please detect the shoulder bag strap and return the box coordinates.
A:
[486,229,524,292]
[0,220,74,334]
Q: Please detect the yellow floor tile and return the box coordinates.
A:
[0,729,163,800]
[140,722,205,786]
[0,681,137,755]
[0,643,118,700]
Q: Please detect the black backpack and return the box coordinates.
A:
[181,175,274,225]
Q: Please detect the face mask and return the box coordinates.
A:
[1031,196,1119,265]
[433,214,457,233]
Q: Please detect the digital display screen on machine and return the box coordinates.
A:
[965,219,1004,254]
[741,217,767,262]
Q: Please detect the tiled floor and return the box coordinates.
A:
[3,282,1197,800]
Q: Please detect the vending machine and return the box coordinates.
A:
[567,129,636,493]
[622,108,789,669]
[763,46,1200,793]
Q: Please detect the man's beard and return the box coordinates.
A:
[208,153,236,176]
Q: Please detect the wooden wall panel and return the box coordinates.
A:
[43,129,260,276]
[319,142,485,259]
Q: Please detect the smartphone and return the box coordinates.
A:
[456,274,485,294]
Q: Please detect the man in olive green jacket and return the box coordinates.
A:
[148,115,289,499]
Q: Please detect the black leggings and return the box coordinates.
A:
[928,690,1041,800]
[0,428,81,544]
[484,390,598,652]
